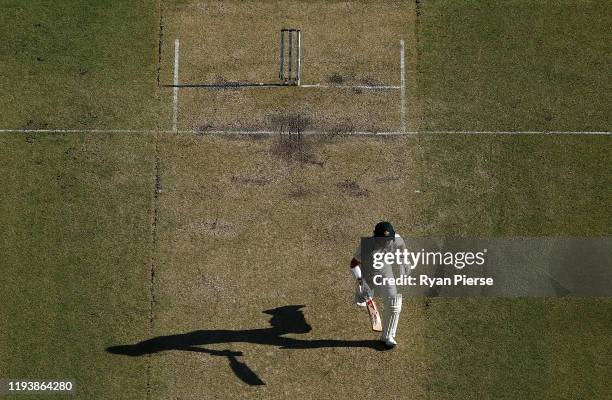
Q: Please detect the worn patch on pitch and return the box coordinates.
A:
[336,179,369,197]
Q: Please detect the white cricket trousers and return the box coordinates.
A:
[381,294,402,340]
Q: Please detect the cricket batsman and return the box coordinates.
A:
[350,221,408,348]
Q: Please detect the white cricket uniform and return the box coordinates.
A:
[353,234,408,341]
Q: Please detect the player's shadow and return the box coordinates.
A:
[106,305,385,386]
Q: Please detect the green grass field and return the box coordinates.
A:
[0,0,167,129]
[1,1,610,399]
[0,134,155,398]
[418,0,611,131]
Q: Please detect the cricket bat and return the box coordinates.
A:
[360,282,382,332]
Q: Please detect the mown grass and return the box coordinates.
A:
[415,2,611,395]
[413,134,611,399]
[421,298,611,400]
[0,0,167,129]
[418,135,612,399]
[415,134,611,236]
[0,134,154,399]
[417,0,611,131]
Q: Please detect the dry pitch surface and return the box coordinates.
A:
[160,0,417,132]
[148,134,426,398]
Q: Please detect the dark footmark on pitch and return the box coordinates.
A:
[107,305,386,386]
[337,179,369,197]
[270,113,323,165]
[327,73,344,84]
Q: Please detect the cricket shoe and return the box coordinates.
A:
[356,301,367,307]
[380,336,397,349]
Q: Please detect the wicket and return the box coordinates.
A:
[279,28,301,85]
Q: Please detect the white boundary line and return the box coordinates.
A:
[172,39,180,132]
[1,129,610,136]
[400,39,406,134]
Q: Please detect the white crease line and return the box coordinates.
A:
[1,129,610,135]
[0,129,155,133]
[424,131,612,135]
[296,30,301,86]
[173,130,407,136]
[400,39,406,133]
[299,84,401,90]
[172,39,180,132]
